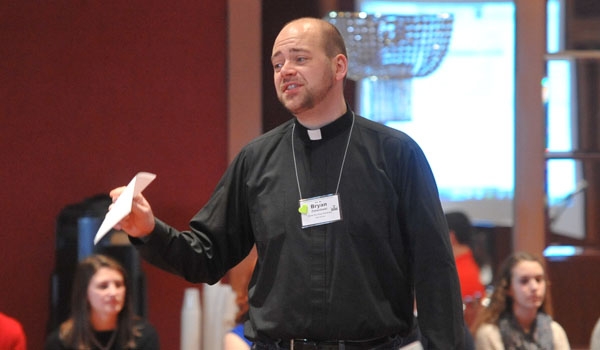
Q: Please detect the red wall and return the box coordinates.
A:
[0,1,227,349]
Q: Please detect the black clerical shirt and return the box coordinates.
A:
[134,110,465,348]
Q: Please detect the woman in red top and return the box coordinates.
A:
[0,312,27,350]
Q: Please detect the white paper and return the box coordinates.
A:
[93,172,157,245]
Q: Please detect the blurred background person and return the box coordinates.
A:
[44,254,159,349]
[445,211,486,300]
[445,211,486,332]
[0,311,27,350]
[591,317,600,350]
[223,248,257,350]
[472,251,570,349]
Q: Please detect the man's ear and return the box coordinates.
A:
[334,54,348,81]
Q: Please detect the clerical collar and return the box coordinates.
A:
[294,109,354,143]
[307,129,322,140]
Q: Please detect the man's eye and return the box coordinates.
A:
[273,63,282,70]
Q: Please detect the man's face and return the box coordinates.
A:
[271,21,336,115]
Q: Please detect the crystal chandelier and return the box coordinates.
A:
[325,11,454,122]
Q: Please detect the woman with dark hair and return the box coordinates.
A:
[45,254,159,349]
[472,251,570,349]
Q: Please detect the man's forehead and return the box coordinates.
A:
[272,21,322,57]
[283,19,320,34]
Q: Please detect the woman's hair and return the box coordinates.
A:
[471,251,553,333]
[59,254,140,348]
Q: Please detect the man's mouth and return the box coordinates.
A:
[284,83,300,92]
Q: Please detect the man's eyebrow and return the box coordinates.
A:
[271,51,282,61]
[271,48,310,60]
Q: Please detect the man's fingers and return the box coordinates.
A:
[109,186,127,202]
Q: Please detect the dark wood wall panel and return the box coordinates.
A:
[547,250,600,348]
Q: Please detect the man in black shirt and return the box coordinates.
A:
[111,17,464,349]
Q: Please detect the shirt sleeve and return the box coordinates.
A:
[551,321,571,350]
[591,319,600,350]
[130,150,255,284]
[474,324,504,350]
[396,138,465,349]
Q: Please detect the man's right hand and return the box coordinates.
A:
[109,186,156,238]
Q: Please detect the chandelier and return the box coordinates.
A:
[325,11,454,122]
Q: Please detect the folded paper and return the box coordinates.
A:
[94,172,156,245]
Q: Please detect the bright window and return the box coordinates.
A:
[357,0,516,225]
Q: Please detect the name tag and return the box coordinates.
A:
[298,194,342,228]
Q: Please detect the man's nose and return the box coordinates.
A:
[280,61,296,76]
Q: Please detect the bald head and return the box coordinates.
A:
[278,17,347,59]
